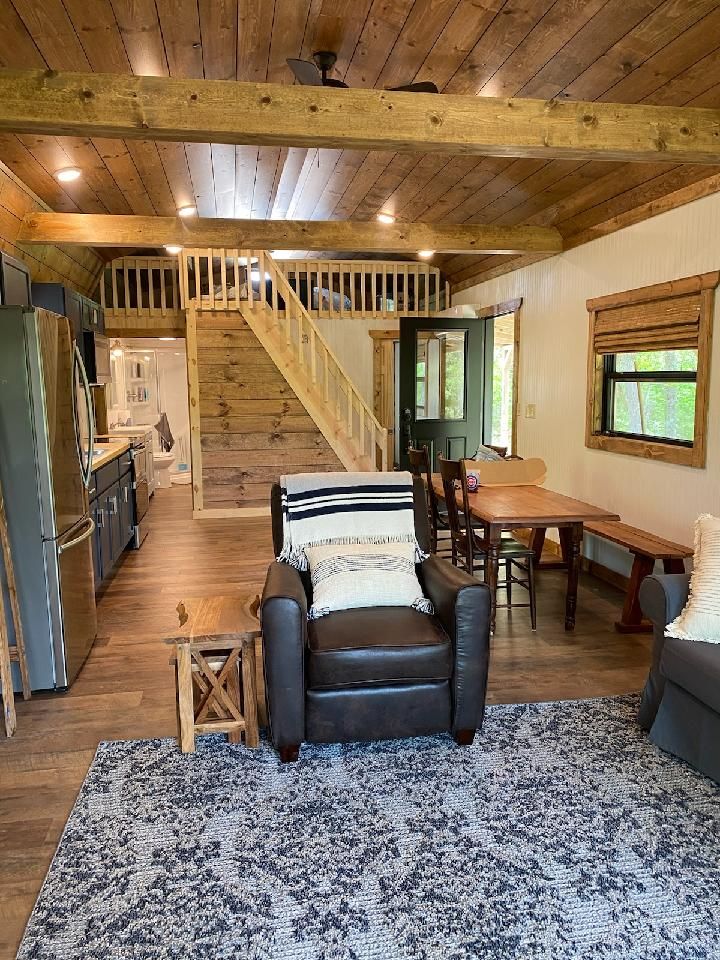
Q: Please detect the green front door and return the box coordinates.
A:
[398,316,491,470]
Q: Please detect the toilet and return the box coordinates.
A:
[153,451,175,489]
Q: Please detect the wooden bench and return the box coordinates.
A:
[584,520,692,633]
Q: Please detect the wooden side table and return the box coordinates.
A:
[168,595,262,754]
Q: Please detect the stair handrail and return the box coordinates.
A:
[259,250,388,469]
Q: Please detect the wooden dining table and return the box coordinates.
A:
[431,477,619,632]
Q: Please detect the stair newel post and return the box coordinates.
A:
[381,428,388,471]
[371,420,376,470]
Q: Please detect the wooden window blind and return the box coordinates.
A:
[585,271,718,468]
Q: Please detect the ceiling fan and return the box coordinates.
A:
[286,51,438,94]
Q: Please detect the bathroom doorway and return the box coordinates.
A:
[107,337,191,493]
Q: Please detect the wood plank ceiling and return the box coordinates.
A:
[1,0,720,289]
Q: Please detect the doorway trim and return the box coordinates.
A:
[368,328,398,469]
[475,297,522,454]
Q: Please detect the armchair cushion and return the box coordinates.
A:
[661,638,720,715]
[307,607,452,689]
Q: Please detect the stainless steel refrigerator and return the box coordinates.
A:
[0,306,97,690]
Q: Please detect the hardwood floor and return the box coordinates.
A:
[0,486,652,959]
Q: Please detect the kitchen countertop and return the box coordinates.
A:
[91,439,131,471]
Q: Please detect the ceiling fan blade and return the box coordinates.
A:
[286,58,324,86]
[389,81,439,94]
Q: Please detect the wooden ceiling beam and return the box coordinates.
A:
[1,69,719,163]
[18,213,564,255]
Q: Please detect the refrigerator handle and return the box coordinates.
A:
[58,516,96,554]
[73,342,95,489]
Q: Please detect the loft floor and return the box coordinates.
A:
[0,486,653,959]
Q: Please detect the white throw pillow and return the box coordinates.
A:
[665,514,720,644]
[305,542,433,620]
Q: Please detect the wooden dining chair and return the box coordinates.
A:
[437,456,537,630]
[408,446,451,555]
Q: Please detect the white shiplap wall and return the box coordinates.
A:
[454,191,720,576]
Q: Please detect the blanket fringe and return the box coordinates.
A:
[278,534,428,570]
[412,597,435,615]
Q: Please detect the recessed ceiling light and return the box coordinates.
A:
[55,167,82,183]
[177,205,197,217]
[418,250,435,258]
[377,212,395,224]
[159,337,176,341]
[164,244,183,255]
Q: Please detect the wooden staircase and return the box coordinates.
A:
[184,249,388,472]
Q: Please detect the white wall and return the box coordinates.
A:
[315,315,399,408]
[454,192,720,576]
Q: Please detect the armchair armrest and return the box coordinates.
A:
[638,574,691,730]
[419,555,491,736]
[261,562,307,749]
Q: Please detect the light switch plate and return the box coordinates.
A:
[525,403,536,419]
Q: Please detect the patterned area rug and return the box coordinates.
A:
[18,696,720,960]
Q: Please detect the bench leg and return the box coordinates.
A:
[615,553,655,634]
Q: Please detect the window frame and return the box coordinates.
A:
[599,351,698,448]
[585,272,718,468]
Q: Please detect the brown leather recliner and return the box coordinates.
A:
[261,478,492,761]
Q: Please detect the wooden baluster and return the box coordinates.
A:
[346,381,353,439]
[148,261,155,316]
[371,420,376,470]
[359,404,365,458]
[310,327,317,383]
[323,349,330,403]
[111,262,119,315]
[244,250,253,307]
[100,268,106,310]
[360,263,366,316]
[257,251,266,311]
[371,267,377,319]
[297,309,303,365]
[219,251,227,309]
[207,249,215,310]
[381,428,388,470]
[160,259,167,316]
[271,266,279,326]
[134,259,142,319]
[193,252,201,304]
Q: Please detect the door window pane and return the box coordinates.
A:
[415,330,466,420]
[490,314,515,451]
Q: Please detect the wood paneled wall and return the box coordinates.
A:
[0,162,103,297]
[191,310,343,516]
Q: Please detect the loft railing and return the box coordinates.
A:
[275,258,447,319]
[181,247,388,471]
[100,256,183,329]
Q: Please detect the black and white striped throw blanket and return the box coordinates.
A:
[278,471,427,571]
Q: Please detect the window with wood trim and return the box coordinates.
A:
[586,272,718,468]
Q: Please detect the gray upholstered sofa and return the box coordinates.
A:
[639,574,720,783]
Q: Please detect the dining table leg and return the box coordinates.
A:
[485,523,502,633]
[560,522,583,631]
